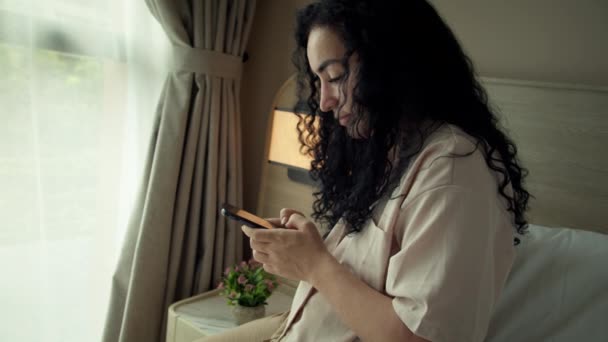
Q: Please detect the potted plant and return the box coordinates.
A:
[217,259,279,325]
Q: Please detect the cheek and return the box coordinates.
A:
[340,85,354,109]
[344,76,358,106]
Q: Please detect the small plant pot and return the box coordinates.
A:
[231,304,266,325]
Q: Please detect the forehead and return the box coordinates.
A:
[306,26,346,71]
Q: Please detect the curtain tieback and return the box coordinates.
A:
[172,44,243,79]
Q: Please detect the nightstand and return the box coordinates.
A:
[166,283,296,342]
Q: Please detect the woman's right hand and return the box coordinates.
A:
[245,209,327,282]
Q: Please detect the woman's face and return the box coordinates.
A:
[307,26,369,139]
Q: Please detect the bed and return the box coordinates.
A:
[257,76,608,341]
[482,79,608,341]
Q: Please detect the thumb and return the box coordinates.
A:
[265,217,282,228]
[280,208,305,225]
[284,213,310,231]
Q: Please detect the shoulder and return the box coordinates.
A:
[385,124,515,249]
[392,124,500,204]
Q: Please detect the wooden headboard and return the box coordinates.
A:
[257,77,608,234]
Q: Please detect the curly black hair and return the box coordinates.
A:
[292,0,530,242]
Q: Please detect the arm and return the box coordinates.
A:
[310,252,429,342]
[243,212,429,342]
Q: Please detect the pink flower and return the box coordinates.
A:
[217,282,225,290]
[245,284,255,292]
[264,279,275,290]
[228,290,237,299]
[240,261,249,270]
[224,267,231,276]
[238,274,247,285]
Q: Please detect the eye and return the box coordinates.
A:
[328,74,345,83]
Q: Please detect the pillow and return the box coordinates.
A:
[485,224,608,342]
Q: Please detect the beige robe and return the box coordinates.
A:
[272,125,516,342]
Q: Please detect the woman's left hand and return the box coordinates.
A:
[241,212,331,283]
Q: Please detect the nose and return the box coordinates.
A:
[319,81,338,113]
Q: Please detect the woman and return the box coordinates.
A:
[200,0,529,341]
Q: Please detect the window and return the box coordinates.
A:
[0,1,169,340]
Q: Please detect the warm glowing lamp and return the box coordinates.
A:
[265,74,318,185]
[268,108,312,170]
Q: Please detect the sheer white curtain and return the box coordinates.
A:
[0,0,170,341]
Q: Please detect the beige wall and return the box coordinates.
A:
[241,0,608,212]
[430,0,608,86]
[240,0,298,212]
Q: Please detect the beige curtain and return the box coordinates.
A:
[102,1,256,341]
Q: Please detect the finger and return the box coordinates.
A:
[265,217,283,227]
[250,239,271,253]
[243,226,281,243]
[266,217,297,230]
[241,226,254,237]
[284,213,316,232]
[280,208,305,221]
[253,249,270,263]
[280,208,305,225]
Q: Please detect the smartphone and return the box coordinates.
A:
[220,203,274,229]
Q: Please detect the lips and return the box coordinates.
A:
[338,113,352,126]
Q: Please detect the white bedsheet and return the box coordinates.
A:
[486,224,608,341]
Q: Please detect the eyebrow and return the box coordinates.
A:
[316,58,342,73]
